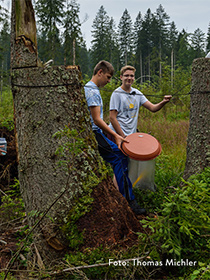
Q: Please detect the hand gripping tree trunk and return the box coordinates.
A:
[10,0,141,264]
[184,58,210,180]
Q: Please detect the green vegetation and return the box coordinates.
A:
[0,71,209,279]
[60,169,209,280]
[0,87,14,130]
[0,178,25,223]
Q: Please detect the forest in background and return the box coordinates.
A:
[0,0,210,87]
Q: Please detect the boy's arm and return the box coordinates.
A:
[142,95,172,112]
[90,106,127,149]
[110,110,126,138]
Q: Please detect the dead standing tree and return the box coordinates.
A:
[184,58,210,180]
[10,0,141,264]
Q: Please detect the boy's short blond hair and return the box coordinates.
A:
[120,65,136,76]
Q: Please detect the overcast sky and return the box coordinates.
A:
[3,0,210,49]
[78,0,210,49]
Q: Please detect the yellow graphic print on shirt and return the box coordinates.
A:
[125,96,137,118]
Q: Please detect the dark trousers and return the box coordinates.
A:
[94,129,135,201]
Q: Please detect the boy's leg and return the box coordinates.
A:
[94,130,135,200]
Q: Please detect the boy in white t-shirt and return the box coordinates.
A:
[109,65,172,138]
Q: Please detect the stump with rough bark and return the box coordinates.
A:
[184,58,210,180]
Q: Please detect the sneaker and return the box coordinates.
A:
[129,199,146,215]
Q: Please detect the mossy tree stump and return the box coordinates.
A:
[184,58,210,180]
[10,0,141,264]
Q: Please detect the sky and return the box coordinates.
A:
[78,0,210,49]
[3,0,210,49]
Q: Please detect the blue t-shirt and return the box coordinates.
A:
[109,87,148,135]
[84,81,103,131]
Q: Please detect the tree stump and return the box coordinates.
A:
[184,58,210,180]
[10,0,142,264]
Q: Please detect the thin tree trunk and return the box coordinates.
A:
[171,49,174,88]
[73,38,76,65]
[140,51,143,84]
[183,58,210,180]
[159,48,162,79]
[0,62,3,103]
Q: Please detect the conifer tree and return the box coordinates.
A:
[190,28,206,58]
[107,17,120,71]
[35,0,64,64]
[168,21,178,87]
[118,9,133,65]
[168,21,178,52]
[206,23,210,53]
[138,8,153,82]
[0,19,10,70]
[63,0,82,65]
[133,12,143,81]
[0,0,7,23]
[91,6,110,66]
[77,41,90,76]
[154,4,170,78]
[176,29,191,69]
[0,2,10,85]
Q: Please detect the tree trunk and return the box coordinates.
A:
[11,0,141,264]
[171,49,174,88]
[183,58,210,180]
[140,51,143,84]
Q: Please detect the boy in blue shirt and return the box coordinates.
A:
[84,60,146,215]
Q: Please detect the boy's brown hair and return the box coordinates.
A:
[93,60,114,76]
[120,65,136,76]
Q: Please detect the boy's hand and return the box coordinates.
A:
[114,134,129,150]
[163,95,172,102]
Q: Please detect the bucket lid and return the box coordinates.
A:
[121,133,162,161]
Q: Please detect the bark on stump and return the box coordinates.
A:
[11,0,142,264]
[184,58,210,180]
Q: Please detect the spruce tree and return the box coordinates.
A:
[138,8,153,82]
[206,23,210,53]
[0,3,10,85]
[77,41,90,76]
[0,19,10,72]
[63,0,82,65]
[35,0,64,64]
[107,17,120,71]
[118,9,133,65]
[90,6,110,66]
[176,29,191,69]
[168,21,178,87]
[168,21,178,52]
[190,28,206,58]
[133,12,143,81]
[154,4,170,78]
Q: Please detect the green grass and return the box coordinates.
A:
[0,87,14,130]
